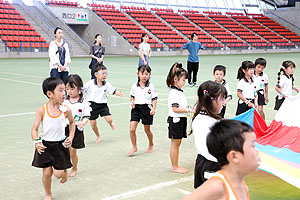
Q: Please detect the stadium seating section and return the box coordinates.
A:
[2,1,300,52]
[0,0,49,50]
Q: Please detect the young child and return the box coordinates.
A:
[183,120,260,200]
[31,77,75,200]
[274,60,299,110]
[236,61,258,116]
[192,80,227,188]
[64,74,90,177]
[213,65,232,118]
[253,58,268,120]
[83,63,122,143]
[128,65,157,156]
[166,62,190,174]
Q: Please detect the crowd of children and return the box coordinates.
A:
[31,32,299,199]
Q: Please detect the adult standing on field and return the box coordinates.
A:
[49,27,71,83]
[138,33,151,67]
[89,33,105,79]
[182,32,205,87]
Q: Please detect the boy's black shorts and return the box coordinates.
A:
[130,104,153,125]
[167,116,187,139]
[32,140,72,170]
[89,102,111,120]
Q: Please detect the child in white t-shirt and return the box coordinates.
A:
[128,65,157,156]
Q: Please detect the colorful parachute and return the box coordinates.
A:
[233,94,300,189]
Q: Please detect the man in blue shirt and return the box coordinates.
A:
[182,33,205,87]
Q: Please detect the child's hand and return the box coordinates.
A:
[131,101,135,109]
[77,122,84,129]
[116,91,123,98]
[248,102,254,108]
[265,96,269,103]
[35,142,47,154]
[64,137,73,148]
[150,109,155,115]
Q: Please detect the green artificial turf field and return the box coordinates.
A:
[0,53,299,199]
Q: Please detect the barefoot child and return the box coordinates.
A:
[83,63,122,143]
[31,77,75,200]
[213,65,232,118]
[192,80,227,188]
[64,74,90,177]
[183,120,260,200]
[166,62,190,174]
[128,65,157,156]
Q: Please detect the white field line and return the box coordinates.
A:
[176,188,191,195]
[0,78,40,85]
[101,176,193,200]
[0,71,43,79]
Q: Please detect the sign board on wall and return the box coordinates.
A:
[48,6,89,25]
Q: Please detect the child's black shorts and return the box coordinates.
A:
[194,154,220,188]
[32,140,72,170]
[65,125,85,149]
[274,96,285,110]
[130,104,153,125]
[257,90,266,106]
[167,116,187,139]
[89,102,111,120]
[235,99,254,116]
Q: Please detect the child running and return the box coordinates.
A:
[128,65,157,156]
[192,80,227,188]
[274,60,299,110]
[31,77,75,200]
[183,120,260,200]
[64,74,90,177]
[253,58,268,120]
[166,62,190,174]
[213,65,232,118]
[236,61,258,116]
[84,63,122,143]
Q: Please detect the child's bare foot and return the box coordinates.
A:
[145,145,153,153]
[68,169,77,177]
[96,136,101,143]
[110,123,116,131]
[128,147,137,156]
[172,166,188,174]
[44,194,52,200]
[60,171,68,183]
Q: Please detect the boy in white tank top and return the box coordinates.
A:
[31,77,75,200]
[183,120,260,200]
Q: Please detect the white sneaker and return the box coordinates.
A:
[193,83,198,87]
[188,82,193,87]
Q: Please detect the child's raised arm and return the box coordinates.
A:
[182,177,226,200]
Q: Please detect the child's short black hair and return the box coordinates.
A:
[137,65,151,74]
[94,63,107,73]
[255,58,267,67]
[42,77,64,97]
[213,65,226,75]
[207,120,253,167]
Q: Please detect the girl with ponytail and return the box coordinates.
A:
[166,62,190,174]
[191,80,227,188]
[274,60,299,110]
